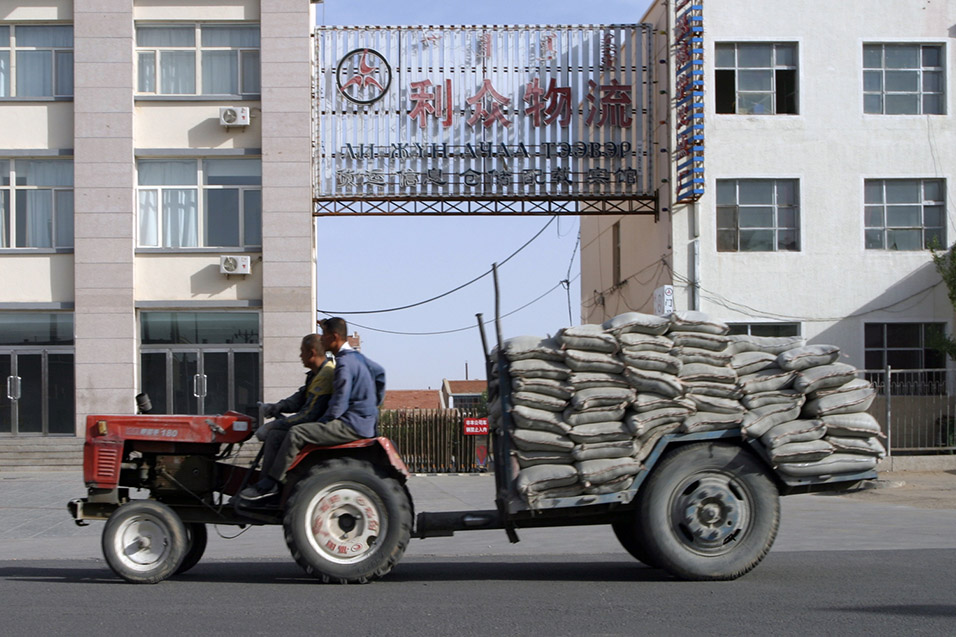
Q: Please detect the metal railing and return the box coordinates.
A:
[379,408,492,473]
[863,367,956,455]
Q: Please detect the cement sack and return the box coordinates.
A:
[558,324,618,353]
[770,439,834,464]
[680,411,744,433]
[567,420,633,444]
[624,367,685,398]
[564,348,626,374]
[512,377,573,401]
[686,393,745,414]
[585,474,636,495]
[617,332,674,353]
[512,391,567,413]
[774,453,877,477]
[792,363,858,394]
[821,412,885,438]
[618,350,682,375]
[634,423,682,461]
[826,436,886,458]
[760,419,826,448]
[632,392,696,413]
[575,457,643,487]
[602,311,670,336]
[669,311,730,335]
[671,346,733,366]
[511,405,572,435]
[670,332,731,352]
[571,440,636,462]
[516,464,579,496]
[741,404,803,438]
[567,372,630,390]
[678,362,738,385]
[569,386,636,412]
[502,335,564,362]
[684,381,744,400]
[731,351,779,376]
[515,449,574,468]
[625,405,695,437]
[807,378,871,401]
[802,384,877,417]
[738,367,797,394]
[564,407,626,426]
[741,389,805,410]
[511,428,574,452]
[776,344,841,371]
[508,358,571,380]
[726,334,805,355]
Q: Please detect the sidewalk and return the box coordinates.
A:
[1,469,954,562]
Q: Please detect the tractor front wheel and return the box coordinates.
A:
[102,500,187,584]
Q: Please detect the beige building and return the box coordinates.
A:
[0,0,316,437]
[582,0,956,376]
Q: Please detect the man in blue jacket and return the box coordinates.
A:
[240,317,386,502]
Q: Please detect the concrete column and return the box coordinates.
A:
[260,1,317,399]
[72,1,137,432]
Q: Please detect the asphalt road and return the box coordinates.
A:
[0,550,954,636]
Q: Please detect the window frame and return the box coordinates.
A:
[726,323,801,337]
[863,43,946,115]
[0,24,74,99]
[863,178,945,251]
[135,23,261,98]
[135,157,262,250]
[716,178,801,253]
[0,158,74,251]
[714,42,798,115]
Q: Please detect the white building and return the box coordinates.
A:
[0,0,316,437]
[581,0,956,378]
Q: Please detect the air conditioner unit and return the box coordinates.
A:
[219,106,250,127]
[219,255,251,275]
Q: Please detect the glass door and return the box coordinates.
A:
[0,349,74,435]
[140,348,259,416]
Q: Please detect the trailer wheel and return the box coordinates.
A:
[283,458,412,584]
[611,516,661,568]
[639,442,779,581]
[102,500,187,584]
[175,523,208,575]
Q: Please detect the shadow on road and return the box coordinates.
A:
[0,558,670,585]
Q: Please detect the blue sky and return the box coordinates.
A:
[313,0,651,390]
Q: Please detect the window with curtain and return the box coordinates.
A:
[137,158,261,249]
[0,24,73,98]
[136,24,260,96]
[0,158,73,249]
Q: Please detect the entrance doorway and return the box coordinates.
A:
[1,349,75,435]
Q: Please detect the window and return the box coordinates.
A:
[864,179,944,250]
[0,25,73,98]
[727,323,800,337]
[0,159,73,249]
[715,43,797,114]
[864,44,944,114]
[716,179,799,252]
[137,158,262,249]
[136,24,260,96]
[864,322,946,395]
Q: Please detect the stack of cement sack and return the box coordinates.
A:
[489,311,884,506]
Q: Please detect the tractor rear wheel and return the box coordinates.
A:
[283,458,412,584]
[102,500,187,584]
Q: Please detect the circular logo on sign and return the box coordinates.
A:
[336,48,392,105]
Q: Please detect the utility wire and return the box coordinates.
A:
[320,274,580,337]
[317,216,557,315]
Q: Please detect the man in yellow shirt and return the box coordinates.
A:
[245,333,335,501]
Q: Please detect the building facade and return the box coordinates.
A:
[581,0,956,377]
[0,0,316,437]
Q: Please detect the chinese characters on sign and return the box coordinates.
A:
[315,26,651,204]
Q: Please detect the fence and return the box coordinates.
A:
[378,408,491,473]
[864,367,956,455]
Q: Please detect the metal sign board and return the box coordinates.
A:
[313,25,654,215]
[674,0,704,203]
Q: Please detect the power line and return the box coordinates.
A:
[317,215,557,315]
